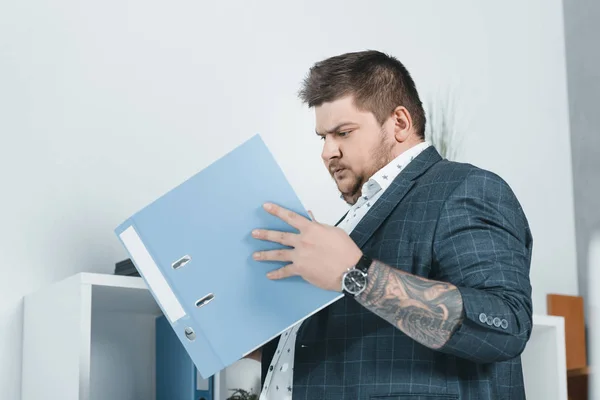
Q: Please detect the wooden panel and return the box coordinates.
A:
[567,373,588,400]
[547,294,587,370]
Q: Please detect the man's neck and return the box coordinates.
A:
[389,137,425,160]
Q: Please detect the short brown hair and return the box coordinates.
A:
[298,50,426,139]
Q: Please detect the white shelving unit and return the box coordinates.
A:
[521,314,568,400]
[21,272,261,400]
[21,272,566,400]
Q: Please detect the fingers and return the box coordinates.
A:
[263,203,310,230]
[253,248,293,262]
[266,264,297,280]
[254,203,312,282]
[251,229,297,246]
[308,210,316,221]
[254,249,297,281]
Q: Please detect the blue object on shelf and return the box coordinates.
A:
[156,314,214,400]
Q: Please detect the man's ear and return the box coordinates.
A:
[392,106,413,143]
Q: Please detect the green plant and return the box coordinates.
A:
[226,388,258,400]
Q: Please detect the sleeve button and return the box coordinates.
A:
[493,317,501,327]
[479,313,487,323]
[501,319,508,329]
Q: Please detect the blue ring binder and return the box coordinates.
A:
[115,134,344,380]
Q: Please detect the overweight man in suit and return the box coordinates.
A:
[249,50,533,400]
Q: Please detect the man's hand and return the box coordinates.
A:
[251,202,362,292]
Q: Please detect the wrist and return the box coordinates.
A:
[336,245,363,292]
[355,260,377,303]
[341,253,373,296]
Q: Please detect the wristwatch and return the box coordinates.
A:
[341,253,373,296]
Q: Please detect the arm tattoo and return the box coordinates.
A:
[356,260,464,349]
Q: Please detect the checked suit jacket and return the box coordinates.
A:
[261,145,534,400]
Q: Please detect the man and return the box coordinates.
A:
[250,50,533,399]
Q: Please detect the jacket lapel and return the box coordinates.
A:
[334,211,348,227]
[349,145,442,249]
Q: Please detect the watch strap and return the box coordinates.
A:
[355,253,373,273]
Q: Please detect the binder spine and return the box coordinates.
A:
[118,223,187,324]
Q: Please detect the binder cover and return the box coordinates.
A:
[114,134,343,379]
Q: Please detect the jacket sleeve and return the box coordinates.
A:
[433,169,534,363]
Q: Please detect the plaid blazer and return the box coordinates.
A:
[261,146,533,400]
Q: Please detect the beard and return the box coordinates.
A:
[335,129,395,205]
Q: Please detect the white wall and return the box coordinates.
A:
[0,0,578,398]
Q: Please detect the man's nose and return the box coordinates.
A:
[321,136,341,161]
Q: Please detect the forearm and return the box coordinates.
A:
[353,169,534,362]
[355,259,464,350]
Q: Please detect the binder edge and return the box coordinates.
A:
[115,220,227,379]
[115,222,187,324]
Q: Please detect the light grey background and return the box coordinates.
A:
[563,0,600,363]
[563,0,600,394]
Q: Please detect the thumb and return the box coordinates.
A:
[308,210,317,222]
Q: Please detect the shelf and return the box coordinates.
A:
[21,272,566,400]
[21,272,261,400]
[567,366,590,378]
[521,314,568,400]
[86,273,161,314]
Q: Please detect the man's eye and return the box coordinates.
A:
[338,131,350,137]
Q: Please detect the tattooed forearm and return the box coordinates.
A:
[356,260,464,349]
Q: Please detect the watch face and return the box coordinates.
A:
[343,269,367,294]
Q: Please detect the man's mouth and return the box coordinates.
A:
[332,168,345,178]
